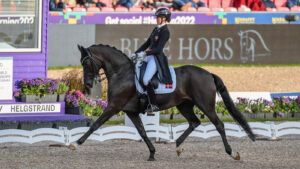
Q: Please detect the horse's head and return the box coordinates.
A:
[78,45,101,95]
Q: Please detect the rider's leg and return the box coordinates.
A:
[143,55,157,86]
[143,55,159,112]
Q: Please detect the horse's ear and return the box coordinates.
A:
[77,44,83,53]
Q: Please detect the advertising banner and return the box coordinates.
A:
[49,12,300,25]
[96,25,300,64]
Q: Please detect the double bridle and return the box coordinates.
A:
[81,48,106,83]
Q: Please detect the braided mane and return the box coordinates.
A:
[91,44,132,63]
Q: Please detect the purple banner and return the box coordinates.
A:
[49,12,223,24]
[49,12,300,25]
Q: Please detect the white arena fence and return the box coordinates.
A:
[0,122,299,145]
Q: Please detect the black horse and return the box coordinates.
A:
[69,44,256,161]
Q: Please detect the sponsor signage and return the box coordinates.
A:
[0,15,35,24]
[0,57,13,100]
[96,25,300,64]
[0,103,61,114]
[49,12,300,25]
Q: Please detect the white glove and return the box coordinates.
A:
[130,53,137,60]
[137,51,146,59]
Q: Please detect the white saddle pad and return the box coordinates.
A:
[134,62,176,94]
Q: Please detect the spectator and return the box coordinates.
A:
[286,0,300,8]
[85,0,106,7]
[76,0,86,6]
[66,0,77,7]
[114,0,134,8]
[155,0,173,8]
[50,0,66,11]
[93,0,107,7]
[261,0,275,9]
[233,0,265,11]
[172,0,205,11]
[141,0,155,8]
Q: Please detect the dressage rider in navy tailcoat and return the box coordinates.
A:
[134,7,173,112]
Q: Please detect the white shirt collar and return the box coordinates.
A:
[157,23,166,29]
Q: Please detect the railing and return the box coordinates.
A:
[0,122,299,145]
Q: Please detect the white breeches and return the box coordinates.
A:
[143,55,157,86]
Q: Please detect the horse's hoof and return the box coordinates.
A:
[147,157,156,161]
[231,152,240,161]
[176,147,184,157]
[68,143,78,151]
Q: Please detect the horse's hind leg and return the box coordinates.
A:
[126,112,156,161]
[203,110,240,160]
[175,101,201,156]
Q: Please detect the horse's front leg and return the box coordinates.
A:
[68,105,121,150]
[126,112,156,161]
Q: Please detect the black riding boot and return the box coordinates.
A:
[145,84,159,113]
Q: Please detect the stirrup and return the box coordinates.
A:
[145,104,159,114]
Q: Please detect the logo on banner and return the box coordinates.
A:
[238,30,271,63]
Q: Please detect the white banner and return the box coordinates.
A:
[0,57,13,100]
[0,103,61,114]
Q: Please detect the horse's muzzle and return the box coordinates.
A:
[84,83,92,95]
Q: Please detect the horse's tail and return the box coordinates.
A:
[212,73,256,141]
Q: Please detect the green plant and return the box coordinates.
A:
[215,101,230,115]
[56,81,69,94]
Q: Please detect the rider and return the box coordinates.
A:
[134,7,173,112]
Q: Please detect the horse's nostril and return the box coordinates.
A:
[86,83,92,88]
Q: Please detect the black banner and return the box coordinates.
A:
[96,25,300,64]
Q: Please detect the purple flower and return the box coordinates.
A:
[13,90,21,97]
[296,96,300,105]
[282,97,291,105]
[278,112,285,117]
[96,99,108,109]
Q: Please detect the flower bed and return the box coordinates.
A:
[14,78,69,102]
[160,96,300,119]
[65,90,107,116]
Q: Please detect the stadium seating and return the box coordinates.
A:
[222,0,238,12]
[211,7,224,12]
[101,0,113,7]
[238,6,252,12]
[49,0,300,12]
[274,0,290,11]
[87,7,101,12]
[187,7,197,12]
[208,0,223,11]
[101,7,115,12]
[266,7,277,12]
[143,8,155,12]
[115,6,128,12]
[73,7,87,12]
[291,6,300,11]
[197,7,211,12]
[129,7,143,12]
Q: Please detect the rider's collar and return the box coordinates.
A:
[157,23,166,29]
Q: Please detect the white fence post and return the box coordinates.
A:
[59,127,70,145]
[169,124,174,142]
[268,122,277,140]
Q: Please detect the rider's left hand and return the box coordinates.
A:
[137,51,146,58]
